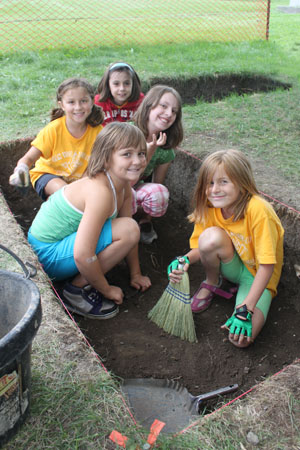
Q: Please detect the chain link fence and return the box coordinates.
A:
[1,0,270,52]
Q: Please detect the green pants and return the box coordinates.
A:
[220,252,272,320]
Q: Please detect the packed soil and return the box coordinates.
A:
[3,182,298,409]
[72,202,299,406]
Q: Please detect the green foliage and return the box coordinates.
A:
[183,86,300,184]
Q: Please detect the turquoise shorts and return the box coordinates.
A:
[28,219,112,281]
[220,252,272,320]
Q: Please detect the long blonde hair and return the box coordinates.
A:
[189,149,259,224]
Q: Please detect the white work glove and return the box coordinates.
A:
[9,163,30,188]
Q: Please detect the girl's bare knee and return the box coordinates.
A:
[44,178,67,197]
[198,227,228,251]
[128,219,140,244]
[113,217,140,244]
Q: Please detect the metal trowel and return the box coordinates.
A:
[121,378,238,434]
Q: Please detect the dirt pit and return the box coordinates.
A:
[1,139,300,414]
[145,73,291,104]
[0,70,298,413]
[73,201,300,404]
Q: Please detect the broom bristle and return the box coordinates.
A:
[147,285,173,329]
[148,272,197,343]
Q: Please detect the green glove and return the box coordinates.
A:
[167,256,190,277]
[224,305,253,338]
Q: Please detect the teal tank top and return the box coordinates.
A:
[30,172,118,243]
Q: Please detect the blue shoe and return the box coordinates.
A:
[62,283,119,320]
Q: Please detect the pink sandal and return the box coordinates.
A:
[191,277,233,313]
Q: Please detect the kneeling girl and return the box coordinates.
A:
[169,149,284,348]
[28,122,151,319]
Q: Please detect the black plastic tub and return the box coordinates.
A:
[0,269,42,447]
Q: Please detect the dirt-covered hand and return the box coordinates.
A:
[130,273,151,292]
[105,285,124,304]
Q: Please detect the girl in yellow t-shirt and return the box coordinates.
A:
[9,77,104,200]
[168,149,284,348]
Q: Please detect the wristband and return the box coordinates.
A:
[235,304,253,321]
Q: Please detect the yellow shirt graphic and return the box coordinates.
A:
[189,196,284,297]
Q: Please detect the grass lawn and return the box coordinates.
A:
[1,0,299,184]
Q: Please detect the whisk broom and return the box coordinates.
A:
[148,257,197,343]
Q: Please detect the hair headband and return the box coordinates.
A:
[109,62,133,73]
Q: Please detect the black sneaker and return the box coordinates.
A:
[62,283,119,320]
[139,221,158,244]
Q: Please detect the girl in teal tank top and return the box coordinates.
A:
[28,122,151,320]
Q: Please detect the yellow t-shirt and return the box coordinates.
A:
[29,116,103,186]
[189,195,284,297]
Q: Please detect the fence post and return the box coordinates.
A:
[266,0,271,40]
